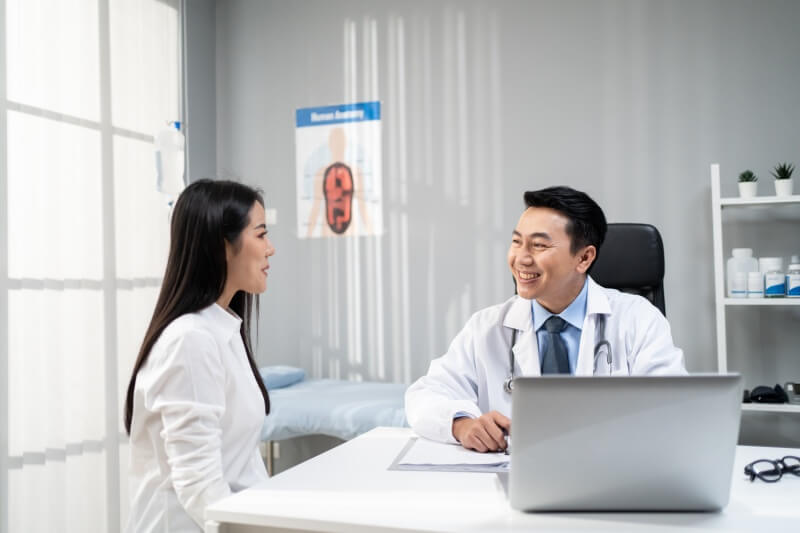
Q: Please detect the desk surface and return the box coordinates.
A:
[206,427,799,532]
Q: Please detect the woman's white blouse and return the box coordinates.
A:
[126,304,268,532]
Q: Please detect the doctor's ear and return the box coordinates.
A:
[575,245,596,274]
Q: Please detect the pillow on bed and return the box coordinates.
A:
[258,366,306,389]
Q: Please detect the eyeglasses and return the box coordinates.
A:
[744,456,800,483]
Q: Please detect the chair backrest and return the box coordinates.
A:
[590,223,666,316]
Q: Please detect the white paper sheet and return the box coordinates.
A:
[392,437,509,472]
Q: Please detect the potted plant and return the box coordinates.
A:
[770,162,794,197]
[738,170,758,198]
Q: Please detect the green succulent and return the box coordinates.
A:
[738,170,757,183]
[770,162,795,180]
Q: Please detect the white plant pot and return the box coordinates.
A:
[774,178,794,197]
[738,181,757,198]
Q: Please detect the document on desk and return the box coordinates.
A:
[389,437,509,473]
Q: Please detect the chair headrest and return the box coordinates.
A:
[591,223,664,289]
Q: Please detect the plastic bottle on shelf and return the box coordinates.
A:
[730,272,747,298]
[747,272,764,298]
[760,257,786,298]
[787,263,800,298]
[727,249,758,298]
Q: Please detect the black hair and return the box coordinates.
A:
[523,186,607,268]
[123,179,270,435]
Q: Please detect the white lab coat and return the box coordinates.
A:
[126,304,268,532]
[405,277,687,444]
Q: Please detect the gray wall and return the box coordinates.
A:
[184,0,218,180]
[187,0,800,441]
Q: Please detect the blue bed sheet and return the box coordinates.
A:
[261,379,408,442]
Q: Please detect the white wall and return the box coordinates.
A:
[187,0,800,442]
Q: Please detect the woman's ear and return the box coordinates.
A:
[576,245,597,274]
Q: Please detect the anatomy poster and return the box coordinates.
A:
[295,101,383,238]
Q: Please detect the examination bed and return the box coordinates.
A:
[258,367,408,473]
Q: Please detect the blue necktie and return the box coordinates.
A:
[541,316,570,374]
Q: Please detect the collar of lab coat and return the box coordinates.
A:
[584,275,612,317]
[200,303,243,344]
[502,275,611,376]
[574,276,613,375]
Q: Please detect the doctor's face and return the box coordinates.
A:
[508,207,594,313]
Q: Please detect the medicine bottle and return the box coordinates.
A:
[764,270,786,298]
[787,264,800,298]
[747,272,764,298]
[759,257,784,298]
[727,249,758,298]
[730,272,747,298]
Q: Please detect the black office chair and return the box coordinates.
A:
[591,223,666,316]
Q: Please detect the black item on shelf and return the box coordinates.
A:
[786,382,800,405]
[743,389,751,403]
[748,384,789,404]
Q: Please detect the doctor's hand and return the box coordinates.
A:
[452,411,511,453]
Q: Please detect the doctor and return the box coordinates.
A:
[405,186,686,452]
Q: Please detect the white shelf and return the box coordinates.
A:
[720,194,800,207]
[710,164,800,421]
[724,298,800,306]
[741,403,800,414]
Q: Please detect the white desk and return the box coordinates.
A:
[206,427,799,532]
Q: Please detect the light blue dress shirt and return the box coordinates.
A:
[531,278,589,374]
[454,278,590,420]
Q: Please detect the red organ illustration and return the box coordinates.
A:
[323,162,354,234]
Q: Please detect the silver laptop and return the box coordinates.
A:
[509,374,742,512]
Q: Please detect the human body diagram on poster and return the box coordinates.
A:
[295,101,382,239]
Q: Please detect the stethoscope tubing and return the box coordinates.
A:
[504,314,612,394]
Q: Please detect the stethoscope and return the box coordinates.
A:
[503,314,613,393]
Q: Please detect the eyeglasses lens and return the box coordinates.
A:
[751,460,782,482]
[781,456,800,477]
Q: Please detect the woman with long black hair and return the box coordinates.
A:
[124,179,274,532]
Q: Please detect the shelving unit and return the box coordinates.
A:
[723,298,800,306]
[719,195,800,207]
[741,403,800,413]
[710,163,800,415]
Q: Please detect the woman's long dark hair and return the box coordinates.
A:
[124,179,270,435]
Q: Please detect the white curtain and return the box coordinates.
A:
[2,0,181,531]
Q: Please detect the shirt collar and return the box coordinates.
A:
[200,303,243,343]
[531,277,589,331]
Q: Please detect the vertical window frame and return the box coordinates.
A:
[0,0,10,530]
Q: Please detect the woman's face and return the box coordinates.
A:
[226,202,275,294]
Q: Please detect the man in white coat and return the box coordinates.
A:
[405,186,687,452]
